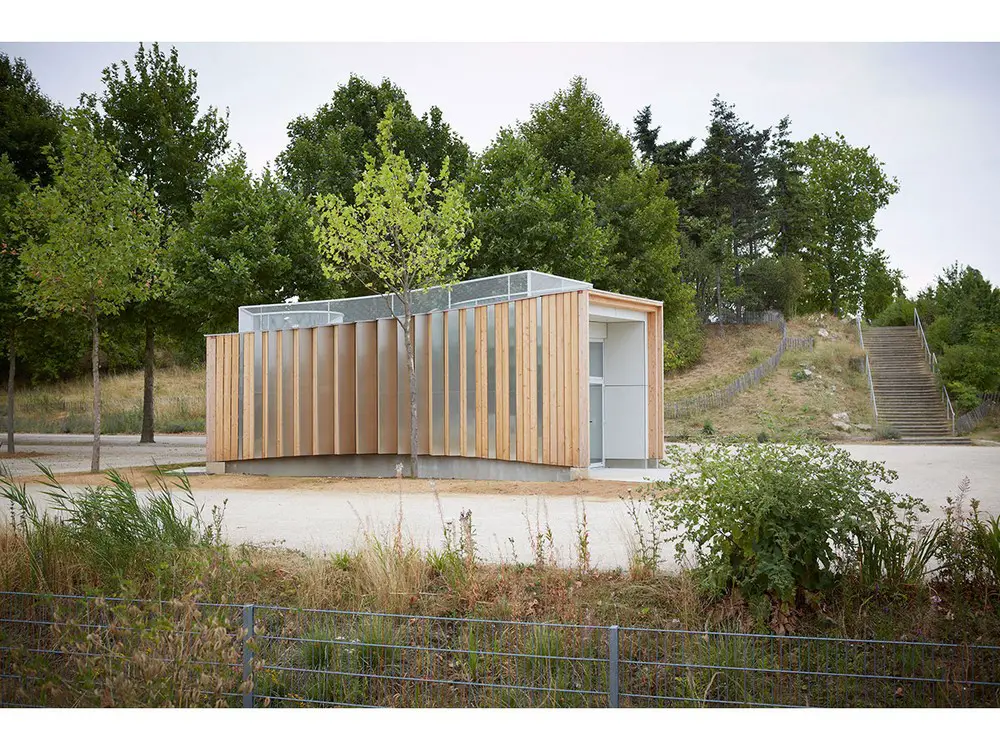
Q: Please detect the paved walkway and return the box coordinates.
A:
[4,436,998,570]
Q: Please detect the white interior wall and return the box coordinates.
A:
[602,320,647,461]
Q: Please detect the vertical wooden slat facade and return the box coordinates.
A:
[206,288,665,468]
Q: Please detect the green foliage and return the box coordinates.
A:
[279,74,469,202]
[872,296,915,326]
[467,129,609,281]
[648,442,925,603]
[662,301,704,371]
[0,52,62,185]
[85,42,229,226]
[13,110,161,320]
[798,133,899,315]
[854,520,944,592]
[313,106,478,302]
[172,152,334,334]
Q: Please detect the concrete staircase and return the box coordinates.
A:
[864,326,954,439]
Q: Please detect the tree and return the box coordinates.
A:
[798,133,899,315]
[312,107,478,477]
[0,53,62,185]
[13,112,161,472]
[0,52,62,453]
[504,78,691,339]
[279,74,470,202]
[467,129,610,281]
[172,152,334,334]
[84,42,230,443]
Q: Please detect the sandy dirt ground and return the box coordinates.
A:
[4,435,998,570]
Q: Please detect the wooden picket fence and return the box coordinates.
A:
[665,314,814,421]
[955,392,1000,435]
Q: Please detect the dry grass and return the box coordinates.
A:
[665,315,872,441]
[665,324,783,399]
[3,366,205,434]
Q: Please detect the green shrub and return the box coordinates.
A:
[663,305,705,372]
[872,297,915,327]
[647,442,925,604]
[875,424,900,441]
[701,421,715,436]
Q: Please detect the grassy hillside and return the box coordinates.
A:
[3,366,205,435]
[665,315,874,442]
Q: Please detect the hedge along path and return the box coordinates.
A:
[664,312,815,421]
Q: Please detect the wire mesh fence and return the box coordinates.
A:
[2,591,999,708]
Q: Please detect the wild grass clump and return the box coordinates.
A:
[1,462,223,589]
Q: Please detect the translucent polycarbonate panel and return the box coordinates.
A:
[590,341,604,380]
[377,319,397,455]
[447,311,461,456]
[314,327,335,455]
[253,331,263,459]
[429,312,446,456]
[396,322,410,454]
[235,271,594,333]
[589,384,603,465]
[355,322,378,454]
[536,296,544,463]
[237,335,245,460]
[297,330,314,456]
[281,330,294,455]
[414,315,430,455]
[508,302,517,460]
[465,309,476,456]
[525,271,590,296]
[486,306,497,460]
[265,331,278,458]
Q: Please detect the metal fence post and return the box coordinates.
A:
[608,625,619,708]
[242,603,255,708]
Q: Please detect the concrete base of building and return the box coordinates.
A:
[604,458,662,469]
[214,454,577,482]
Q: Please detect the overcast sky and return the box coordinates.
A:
[3,42,998,294]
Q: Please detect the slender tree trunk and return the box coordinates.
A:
[140,316,155,443]
[403,313,419,479]
[716,265,724,337]
[91,314,101,474]
[5,337,14,455]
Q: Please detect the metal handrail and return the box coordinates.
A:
[913,309,956,434]
[856,314,878,427]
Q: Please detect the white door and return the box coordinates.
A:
[589,341,604,466]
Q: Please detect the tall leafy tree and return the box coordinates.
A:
[312,107,478,478]
[798,133,899,315]
[0,53,62,452]
[467,129,609,281]
[13,112,161,472]
[0,53,62,184]
[172,152,334,334]
[279,74,470,202]
[84,42,230,443]
[518,78,689,313]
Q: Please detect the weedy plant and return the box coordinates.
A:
[648,442,926,606]
[623,490,662,578]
